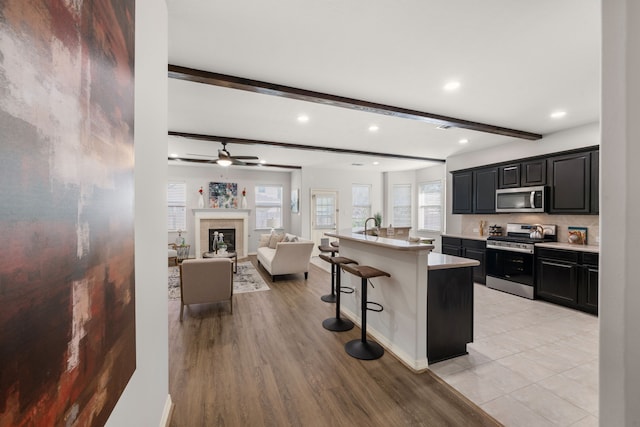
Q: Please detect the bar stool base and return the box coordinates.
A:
[322,317,354,332]
[320,294,337,303]
[345,339,384,360]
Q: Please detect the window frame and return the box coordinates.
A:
[392,183,412,227]
[418,180,443,232]
[351,184,372,229]
[167,181,187,232]
[254,184,284,229]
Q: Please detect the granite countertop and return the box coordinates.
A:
[442,233,489,241]
[428,252,481,270]
[325,230,434,251]
[535,242,600,253]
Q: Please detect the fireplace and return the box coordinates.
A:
[193,209,250,258]
[209,228,236,252]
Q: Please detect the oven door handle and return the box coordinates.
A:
[487,245,534,254]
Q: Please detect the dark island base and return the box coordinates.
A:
[427,266,474,364]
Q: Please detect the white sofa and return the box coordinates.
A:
[256,233,314,282]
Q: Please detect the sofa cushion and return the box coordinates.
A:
[258,233,271,248]
[268,233,284,249]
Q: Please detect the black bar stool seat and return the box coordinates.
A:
[341,264,390,360]
[318,245,339,303]
[321,257,357,332]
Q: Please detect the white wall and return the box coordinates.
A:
[444,122,600,234]
[300,167,383,238]
[168,164,292,254]
[600,0,640,424]
[106,0,170,425]
[290,169,302,236]
[385,164,447,252]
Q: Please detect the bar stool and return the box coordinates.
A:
[318,245,339,303]
[341,264,390,360]
[321,256,357,332]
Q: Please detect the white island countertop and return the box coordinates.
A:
[325,230,434,251]
[428,252,481,270]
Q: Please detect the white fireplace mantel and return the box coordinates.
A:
[193,209,251,258]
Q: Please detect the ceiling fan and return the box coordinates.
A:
[212,142,259,166]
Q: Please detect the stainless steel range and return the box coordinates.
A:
[486,223,557,299]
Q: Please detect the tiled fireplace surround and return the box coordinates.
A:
[193,209,250,258]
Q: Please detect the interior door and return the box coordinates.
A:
[311,190,339,256]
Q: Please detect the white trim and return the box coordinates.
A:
[193,209,251,258]
[159,394,174,427]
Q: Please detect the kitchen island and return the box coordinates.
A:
[325,231,479,371]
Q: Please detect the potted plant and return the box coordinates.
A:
[374,212,382,228]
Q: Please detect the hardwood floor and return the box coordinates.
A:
[168,257,500,426]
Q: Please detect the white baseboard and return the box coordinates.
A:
[160,394,174,427]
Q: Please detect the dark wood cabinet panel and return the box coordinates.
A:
[473,167,498,213]
[452,171,473,214]
[441,237,486,284]
[498,164,520,188]
[464,246,486,284]
[536,259,578,304]
[547,152,591,213]
[521,159,546,186]
[536,248,598,314]
[591,150,599,214]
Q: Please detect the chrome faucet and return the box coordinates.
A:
[364,217,377,235]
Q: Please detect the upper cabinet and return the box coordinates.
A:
[547,151,592,214]
[451,146,599,215]
[498,159,546,189]
[452,171,473,214]
[473,167,498,213]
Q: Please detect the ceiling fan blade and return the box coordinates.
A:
[230,155,260,160]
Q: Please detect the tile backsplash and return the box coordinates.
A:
[461,214,600,246]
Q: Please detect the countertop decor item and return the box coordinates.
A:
[568,226,588,245]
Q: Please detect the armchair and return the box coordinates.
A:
[179,258,234,320]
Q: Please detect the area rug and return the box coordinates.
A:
[168,261,270,300]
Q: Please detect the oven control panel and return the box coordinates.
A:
[486,240,535,254]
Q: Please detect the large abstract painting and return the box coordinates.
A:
[209,182,238,208]
[0,1,136,426]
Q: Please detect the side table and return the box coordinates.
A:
[203,251,238,273]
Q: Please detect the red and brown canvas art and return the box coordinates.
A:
[0,0,136,425]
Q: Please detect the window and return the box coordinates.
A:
[255,185,283,228]
[418,181,443,231]
[352,184,371,228]
[392,184,412,227]
[168,182,186,232]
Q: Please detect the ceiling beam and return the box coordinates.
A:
[168,64,543,141]
[169,131,446,163]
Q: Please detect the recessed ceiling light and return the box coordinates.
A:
[259,159,267,164]
[170,153,179,158]
[368,125,379,132]
[297,114,309,123]
[550,110,567,119]
[373,161,380,165]
[443,81,461,91]
[352,163,364,166]
[459,138,469,144]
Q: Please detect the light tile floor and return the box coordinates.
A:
[429,283,599,427]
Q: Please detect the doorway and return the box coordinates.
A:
[310,189,339,256]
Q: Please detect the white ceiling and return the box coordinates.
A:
[167,0,600,172]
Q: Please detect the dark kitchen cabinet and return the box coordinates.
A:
[536,247,598,314]
[591,150,599,214]
[473,167,498,214]
[498,164,521,188]
[452,171,473,214]
[521,159,546,186]
[547,152,591,214]
[441,237,486,284]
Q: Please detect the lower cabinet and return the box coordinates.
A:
[441,236,486,284]
[536,248,598,315]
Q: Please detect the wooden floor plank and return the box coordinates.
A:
[169,257,501,426]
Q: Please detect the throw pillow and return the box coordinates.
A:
[268,233,284,249]
[284,233,297,242]
[258,234,271,248]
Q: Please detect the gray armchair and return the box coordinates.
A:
[179,258,234,320]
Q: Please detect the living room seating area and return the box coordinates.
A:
[256,233,314,282]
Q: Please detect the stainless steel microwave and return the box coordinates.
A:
[495,186,547,213]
